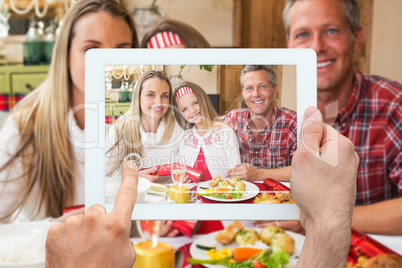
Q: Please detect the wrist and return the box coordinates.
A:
[299,219,351,267]
[255,168,264,180]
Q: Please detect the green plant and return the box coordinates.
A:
[151,0,157,8]
[178,65,215,76]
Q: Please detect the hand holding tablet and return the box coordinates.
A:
[46,161,139,267]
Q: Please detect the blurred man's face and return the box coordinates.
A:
[286,0,362,93]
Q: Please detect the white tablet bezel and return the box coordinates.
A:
[85,48,316,220]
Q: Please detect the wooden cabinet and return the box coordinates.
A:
[105,102,131,117]
[0,74,5,92]
[0,64,49,94]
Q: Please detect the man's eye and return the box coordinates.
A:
[246,87,252,91]
[295,32,308,39]
[260,85,267,89]
[327,28,338,34]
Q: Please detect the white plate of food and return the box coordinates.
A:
[196,178,260,202]
[189,224,304,268]
[0,221,59,267]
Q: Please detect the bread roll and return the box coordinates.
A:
[235,229,260,246]
[270,232,295,255]
[215,221,245,244]
[260,226,284,244]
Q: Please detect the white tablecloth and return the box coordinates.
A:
[368,234,402,255]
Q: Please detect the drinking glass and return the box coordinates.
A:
[171,153,186,187]
[136,220,165,246]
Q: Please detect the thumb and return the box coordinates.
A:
[300,107,324,157]
[130,242,137,267]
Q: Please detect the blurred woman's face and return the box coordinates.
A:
[69,11,133,96]
[140,77,170,121]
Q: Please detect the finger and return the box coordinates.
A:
[112,160,138,219]
[148,175,160,182]
[130,242,137,266]
[139,168,154,175]
[241,163,249,168]
[238,170,248,180]
[254,221,276,228]
[227,168,235,174]
[167,228,180,237]
[318,123,342,166]
[160,221,173,237]
[85,205,106,216]
[300,107,324,156]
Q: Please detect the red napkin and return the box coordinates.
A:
[172,220,224,237]
[263,178,291,192]
[178,242,203,268]
[63,204,85,214]
[172,221,200,237]
[140,164,203,183]
[349,228,402,259]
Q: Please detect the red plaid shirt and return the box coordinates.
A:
[105,116,119,124]
[331,72,402,205]
[223,106,297,169]
[0,94,26,111]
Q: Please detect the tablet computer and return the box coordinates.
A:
[85,48,316,220]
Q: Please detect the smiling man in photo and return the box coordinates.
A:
[224,65,297,182]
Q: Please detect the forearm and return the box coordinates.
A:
[297,220,351,268]
[258,166,291,182]
[352,197,402,235]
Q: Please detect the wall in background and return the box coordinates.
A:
[370,0,402,82]
[164,65,218,94]
[280,65,296,112]
[123,0,234,47]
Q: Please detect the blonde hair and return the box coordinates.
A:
[173,81,222,130]
[140,19,211,48]
[106,70,175,176]
[0,0,139,221]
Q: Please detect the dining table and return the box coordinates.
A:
[133,180,402,267]
[130,222,402,268]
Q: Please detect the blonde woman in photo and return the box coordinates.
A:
[0,0,139,223]
[105,70,184,182]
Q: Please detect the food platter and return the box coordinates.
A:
[196,180,260,202]
[189,228,304,268]
[0,222,59,268]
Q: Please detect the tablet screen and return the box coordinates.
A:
[85,49,316,220]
